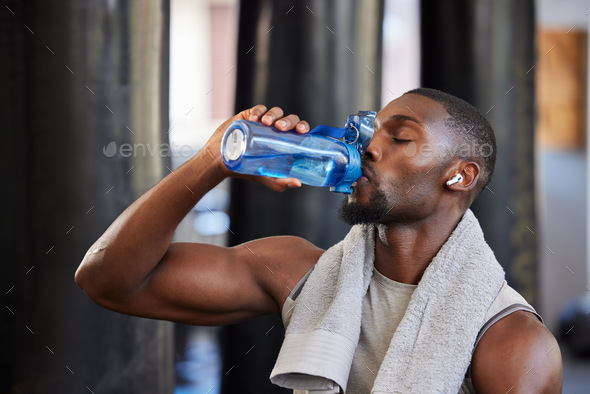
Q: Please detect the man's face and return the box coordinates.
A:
[339,94,453,225]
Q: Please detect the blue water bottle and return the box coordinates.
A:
[221,111,376,194]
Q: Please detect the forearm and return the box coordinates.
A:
[75,145,227,300]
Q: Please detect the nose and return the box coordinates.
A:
[363,138,381,162]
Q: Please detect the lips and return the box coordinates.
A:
[353,176,369,187]
[361,164,374,181]
[354,167,372,186]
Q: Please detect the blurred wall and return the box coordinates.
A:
[536,0,589,332]
[1,1,174,392]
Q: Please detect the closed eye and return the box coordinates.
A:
[393,138,411,143]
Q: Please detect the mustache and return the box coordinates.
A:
[361,160,376,179]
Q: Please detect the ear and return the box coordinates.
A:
[445,162,480,192]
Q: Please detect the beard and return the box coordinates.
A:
[337,188,391,225]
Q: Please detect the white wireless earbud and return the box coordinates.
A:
[446,174,463,186]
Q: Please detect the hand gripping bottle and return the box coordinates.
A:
[221,111,376,194]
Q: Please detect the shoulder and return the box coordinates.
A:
[471,310,563,393]
[233,236,324,309]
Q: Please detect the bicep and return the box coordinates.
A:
[101,237,322,326]
[102,242,276,326]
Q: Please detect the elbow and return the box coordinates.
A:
[74,260,92,294]
[75,253,89,290]
[74,253,102,301]
[75,249,140,311]
[75,246,103,290]
[75,250,115,306]
[74,265,83,290]
[75,260,119,311]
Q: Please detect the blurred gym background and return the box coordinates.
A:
[1,0,589,393]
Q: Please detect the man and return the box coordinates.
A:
[76,88,562,393]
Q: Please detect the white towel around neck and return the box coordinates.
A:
[270,209,505,393]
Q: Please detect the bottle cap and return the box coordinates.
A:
[344,111,377,154]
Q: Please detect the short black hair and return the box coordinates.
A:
[404,87,496,194]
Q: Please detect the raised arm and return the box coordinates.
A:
[75,106,323,325]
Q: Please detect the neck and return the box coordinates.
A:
[373,208,465,284]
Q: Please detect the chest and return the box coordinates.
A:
[346,276,415,392]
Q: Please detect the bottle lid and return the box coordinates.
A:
[344,111,376,154]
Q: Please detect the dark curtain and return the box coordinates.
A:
[421,0,538,305]
[1,1,174,393]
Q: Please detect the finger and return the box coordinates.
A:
[274,114,301,131]
[248,105,267,121]
[233,171,302,192]
[295,120,310,133]
[267,177,302,192]
[261,107,285,125]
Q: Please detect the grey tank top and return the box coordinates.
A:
[282,267,542,394]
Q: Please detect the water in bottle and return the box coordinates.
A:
[221,111,375,194]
